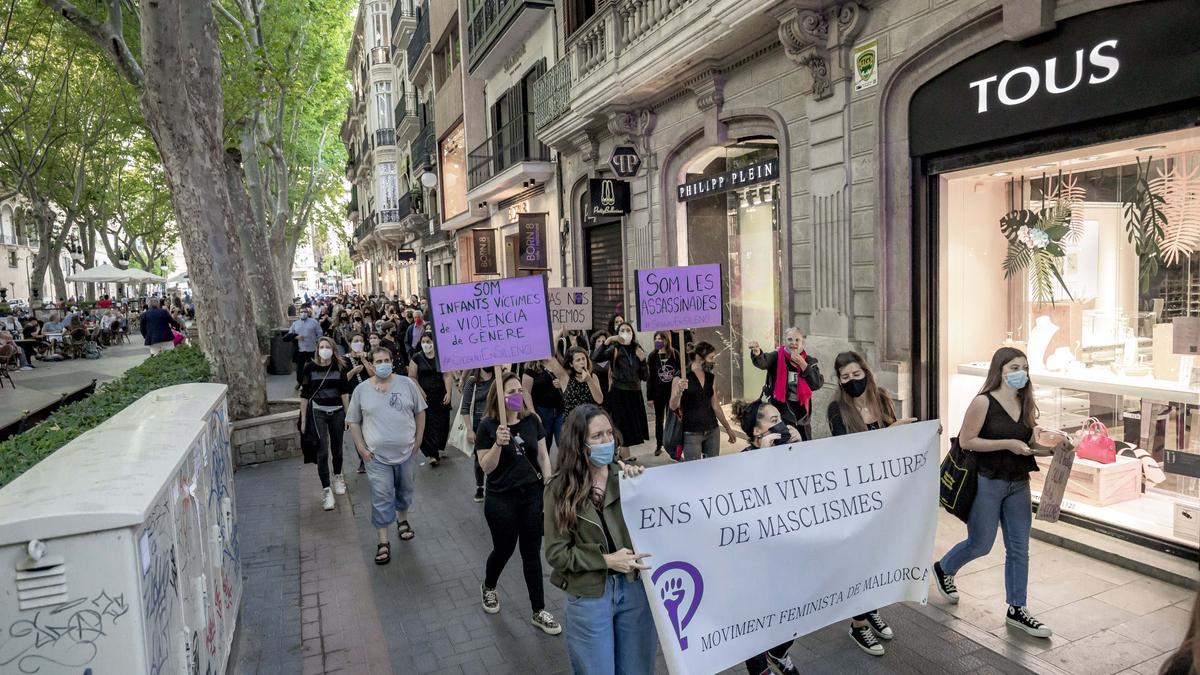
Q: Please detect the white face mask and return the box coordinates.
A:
[619,331,633,344]
[350,341,364,352]
[318,347,333,360]
[421,342,434,355]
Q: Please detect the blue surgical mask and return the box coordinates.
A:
[1004,370,1029,389]
[374,363,393,378]
[588,441,616,467]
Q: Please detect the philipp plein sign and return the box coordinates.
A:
[677,158,778,202]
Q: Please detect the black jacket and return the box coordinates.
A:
[751,349,823,431]
[139,308,180,346]
[598,342,647,391]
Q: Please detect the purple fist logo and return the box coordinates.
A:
[652,561,704,651]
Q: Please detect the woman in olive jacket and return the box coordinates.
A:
[544,404,656,675]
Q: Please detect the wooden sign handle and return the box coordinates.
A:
[677,330,686,375]
[494,364,507,429]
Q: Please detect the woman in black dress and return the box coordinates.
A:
[408,330,453,467]
[646,331,679,456]
[596,322,649,457]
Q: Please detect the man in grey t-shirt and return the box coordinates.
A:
[347,347,427,564]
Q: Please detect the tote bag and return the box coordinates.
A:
[449,380,477,457]
[663,407,685,461]
[939,437,977,523]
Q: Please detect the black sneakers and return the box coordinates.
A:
[766,651,800,675]
[481,585,500,614]
[849,624,885,656]
[1007,605,1052,638]
[473,487,485,503]
[865,611,894,640]
[933,561,959,603]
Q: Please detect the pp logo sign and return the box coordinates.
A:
[610,146,641,178]
[652,561,704,651]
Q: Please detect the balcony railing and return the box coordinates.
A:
[375,128,395,147]
[394,92,418,125]
[467,112,549,190]
[411,123,435,169]
[467,0,553,71]
[532,56,571,130]
[407,8,430,73]
[390,0,414,36]
[370,46,390,65]
[355,214,376,242]
[378,192,416,225]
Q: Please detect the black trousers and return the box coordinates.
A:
[483,482,545,613]
[295,351,314,385]
[745,641,793,675]
[421,400,451,459]
[311,407,345,489]
[473,450,484,488]
[652,395,669,450]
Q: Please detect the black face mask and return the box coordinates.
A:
[767,421,790,445]
[841,377,868,398]
[702,362,715,374]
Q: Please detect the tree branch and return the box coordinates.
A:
[40,0,144,87]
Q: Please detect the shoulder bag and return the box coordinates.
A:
[1076,417,1117,463]
[449,379,477,457]
[939,436,978,523]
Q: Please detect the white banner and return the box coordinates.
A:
[620,421,941,674]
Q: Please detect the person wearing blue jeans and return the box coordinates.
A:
[347,347,427,566]
[564,575,656,674]
[933,346,1059,639]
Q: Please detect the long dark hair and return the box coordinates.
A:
[554,404,614,536]
[979,346,1038,427]
[687,340,716,365]
[833,351,896,433]
[483,372,529,422]
[565,346,593,377]
[653,330,676,360]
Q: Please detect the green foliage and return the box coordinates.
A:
[1123,157,1168,290]
[321,248,354,276]
[1000,199,1075,305]
[0,346,211,488]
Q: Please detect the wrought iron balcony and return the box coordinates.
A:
[378,193,417,226]
[467,112,549,191]
[394,92,421,143]
[375,128,395,147]
[467,0,553,74]
[354,214,376,242]
[411,123,435,170]
[407,8,430,73]
[390,0,415,37]
[532,56,570,131]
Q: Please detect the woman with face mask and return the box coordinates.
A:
[724,399,803,675]
[933,347,1060,641]
[589,330,612,393]
[300,336,355,511]
[559,347,604,421]
[667,341,738,461]
[597,322,650,458]
[474,374,559,635]
[827,351,917,656]
[646,331,679,456]
[459,367,496,502]
[408,330,454,467]
[543,404,655,674]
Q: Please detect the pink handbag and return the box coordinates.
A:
[1075,417,1116,464]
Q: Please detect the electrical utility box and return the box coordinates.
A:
[0,383,241,675]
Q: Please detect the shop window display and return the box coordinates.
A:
[942,129,1200,549]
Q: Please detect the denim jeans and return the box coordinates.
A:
[682,428,720,461]
[364,454,416,529]
[535,405,563,450]
[940,475,1032,606]
[565,574,657,675]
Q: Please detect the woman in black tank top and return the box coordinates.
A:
[934,347,1064,641]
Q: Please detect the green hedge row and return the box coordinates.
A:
[0,345,212,488]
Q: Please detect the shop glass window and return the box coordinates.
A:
[941,131,1200,549]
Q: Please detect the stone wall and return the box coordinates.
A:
[231,400,302,468]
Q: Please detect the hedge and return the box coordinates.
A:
[0,345,212,489]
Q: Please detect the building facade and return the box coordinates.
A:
[530,0,1200,556]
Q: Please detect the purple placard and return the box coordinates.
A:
[427,275,554,372]
[634,264,723,332]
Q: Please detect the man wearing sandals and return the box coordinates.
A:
[347,347,427,564]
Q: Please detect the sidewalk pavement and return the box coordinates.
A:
[231,377,1194,674]
[0,341,149,427]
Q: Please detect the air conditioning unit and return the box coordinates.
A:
[0,383,240,675]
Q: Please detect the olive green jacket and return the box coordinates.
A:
[543,463,637,598]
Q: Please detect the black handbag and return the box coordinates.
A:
[299,406,318,464]
[939,437,977,523]
[663,407,685,461]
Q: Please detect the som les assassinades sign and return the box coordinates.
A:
[427,275,554,372]
[635,264,724,332]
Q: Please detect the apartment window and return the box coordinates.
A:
[8,251,16,268]
[370,1,389,47]
[375,80,393,129]
[440,123,467,219]
[565,0,598,37]
[0,205,11,244]
[445,31,460,73]
[378,162,398,209]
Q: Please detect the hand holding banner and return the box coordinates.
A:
[427,276,554,372]
[620,421,941,674]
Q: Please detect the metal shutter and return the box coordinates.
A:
[584,221,623,333]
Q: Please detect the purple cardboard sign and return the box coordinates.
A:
[634,264,723,332]
[427,276,554,372]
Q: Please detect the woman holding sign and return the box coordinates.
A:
[544,404,656,675]
[597,322,650,457]
[827,351,918,656]
[474,373,561,636]
[933,347,1058,640]
[409,330,454,467]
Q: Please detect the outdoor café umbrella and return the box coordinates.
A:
[122,267,167,283]
[66,263,141,284]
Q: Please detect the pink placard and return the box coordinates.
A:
[634,264,723,332]
[427,276,554,372]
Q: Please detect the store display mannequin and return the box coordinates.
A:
[1027,315,1059,370]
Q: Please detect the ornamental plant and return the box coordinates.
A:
[1001,197,1075,305]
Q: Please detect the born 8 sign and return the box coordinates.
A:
[427,275,554,372]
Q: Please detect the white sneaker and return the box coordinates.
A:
[322,487,335,511]
[332,474,346,495]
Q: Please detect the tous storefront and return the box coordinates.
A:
[908,0,1200,555]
